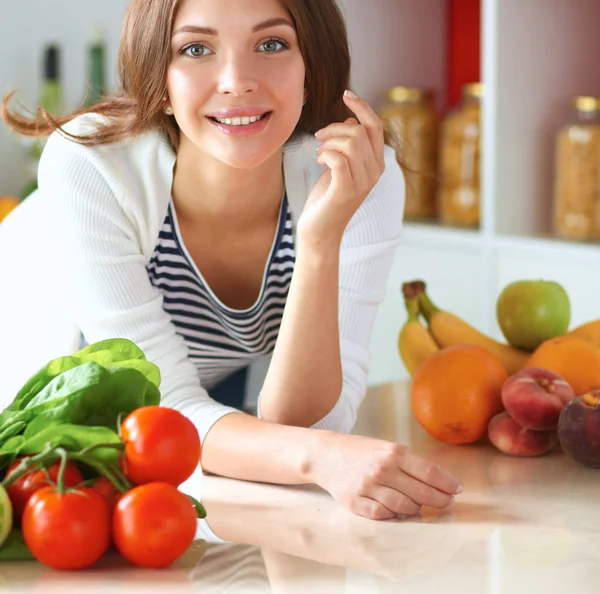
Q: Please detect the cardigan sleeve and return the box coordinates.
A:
[37,131,241,447]
[309,144,406,433]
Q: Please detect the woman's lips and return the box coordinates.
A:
[207,112,272,136]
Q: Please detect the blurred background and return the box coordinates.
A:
[2,0,600,389]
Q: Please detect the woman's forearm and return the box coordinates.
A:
[200,411,324,485]
[258,238,343,427]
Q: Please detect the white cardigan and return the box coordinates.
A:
[0,114,405,444]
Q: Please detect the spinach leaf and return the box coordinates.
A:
[21,362,109,435]
[16,424,122,463]
[108,359,161,387]
[75,338,146,363]
[0,435,24,468]
[0,422,26,446]
[20,363,160,438]
[3,355,82,413]
[0,530,34,561]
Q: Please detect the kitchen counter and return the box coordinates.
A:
[0,380,598,593]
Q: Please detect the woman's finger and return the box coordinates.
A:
[398,449,464,496]
[342,90,385,169]
[317,136,370,197]
[350,497,398,521]
[384,471,456,509]
[316,149,354,197]
[366,485,422,517]
[317,131,381,187]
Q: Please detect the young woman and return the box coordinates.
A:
[0,0,463,520]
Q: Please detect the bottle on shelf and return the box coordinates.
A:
[379,86,440,222]
[438,82,483,229]
[19,44,64,200]
[553,96,600,242]
[83,26,106,107]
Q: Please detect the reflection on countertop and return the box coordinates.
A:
[0,381,599,593]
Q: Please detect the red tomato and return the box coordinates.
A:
[22,486,111,570]
[120,406,201,486]
[91,476,123,508]
[113,482,197,568]
[6,458,84,521]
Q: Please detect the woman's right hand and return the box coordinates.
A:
[311,432,464,521]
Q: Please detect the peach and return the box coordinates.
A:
[488,412,559,457]
[557,390,600,468]
[501,367,575,431]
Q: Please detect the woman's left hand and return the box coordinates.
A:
[296,90,386,249]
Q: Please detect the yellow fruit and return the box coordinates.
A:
[567,319,600,349]
[0,197,21,223]
[398,291,440,376]
[414,282,530,376]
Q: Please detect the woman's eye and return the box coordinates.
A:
[182,44,211,57]
[258,39,289,53]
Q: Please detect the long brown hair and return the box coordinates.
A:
[0,0,353,151]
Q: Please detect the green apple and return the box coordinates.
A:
[496,280,571,350]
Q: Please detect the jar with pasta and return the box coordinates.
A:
[553,96,600,241]
[438,82,483,228]
[379,86,440,221]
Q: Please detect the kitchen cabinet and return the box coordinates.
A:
[363,0,600,384]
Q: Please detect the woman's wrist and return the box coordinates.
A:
[302,429,337,486]
[295,229,343,262]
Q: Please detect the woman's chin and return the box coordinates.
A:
[211,144,283,170]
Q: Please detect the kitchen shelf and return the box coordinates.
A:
[494,233,600,261]
[402,221,483,250]
[487,0,600,240]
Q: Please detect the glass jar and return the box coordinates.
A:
[438,82,483,228]
[553,96,600,241]
[379,86,440,221]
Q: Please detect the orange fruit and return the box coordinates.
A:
[525,335,600,396]
[0,197,21,223]
[411,344,508,444]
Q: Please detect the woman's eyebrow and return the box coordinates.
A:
[172,17,294,37]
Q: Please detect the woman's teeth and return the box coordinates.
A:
[212,114,267,126]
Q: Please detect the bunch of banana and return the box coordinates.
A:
[398,283,439,376]
[567,319,600,349]
[400,280,530,376]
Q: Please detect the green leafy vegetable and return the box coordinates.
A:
[74,338,146,363]
[0,529,34,561]
[1,424,123,463]
[17,363,160,438]
[107,359,161,388]
[0,338,161,470]
[4,356,82,414]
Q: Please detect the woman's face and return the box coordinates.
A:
[167,0,306,169]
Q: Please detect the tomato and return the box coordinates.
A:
[91,476,123,508]
[120,406,201,486]
[22,486,111,570]
[5,458,84,521]
[113,482,197,568]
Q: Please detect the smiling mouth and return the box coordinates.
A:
[208,112,271,127]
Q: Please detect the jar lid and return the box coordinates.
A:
[462,82,484,98]
[574,96,600,112]
[387,86,433,104]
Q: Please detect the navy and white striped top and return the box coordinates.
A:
[147,194,295,391]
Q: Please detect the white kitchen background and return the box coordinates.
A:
[2,0,600,397]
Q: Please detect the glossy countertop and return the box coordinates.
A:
[1,380,599,593]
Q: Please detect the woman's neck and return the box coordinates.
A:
[172,138,285,230]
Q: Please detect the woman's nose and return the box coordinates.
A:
[216,54,259,96]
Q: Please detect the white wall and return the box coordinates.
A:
[0,0,128,196]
